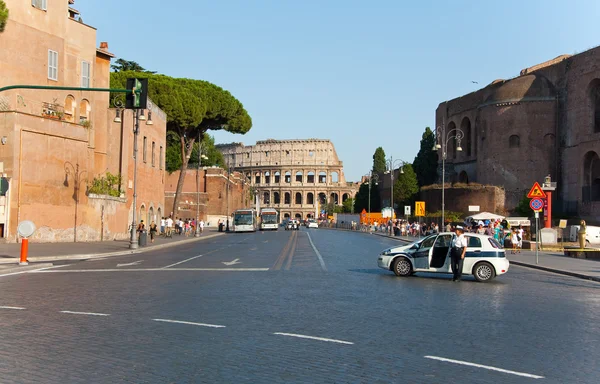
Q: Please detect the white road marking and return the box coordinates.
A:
[33,268,270,273]
[60,310,110,317]
[306,232,328,272]
[273,332,353,345]
[222,258,241,266]
[424,356,544,379]
[162,255,203,268]
[152,318,226,328]
[117,260,144,267]
[0,306,26,310]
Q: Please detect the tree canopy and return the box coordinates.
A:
[372,147,387,174]
[412,127,439,187]
[393,164,419,208]
[342,198,354,213]
[111,58,156,73]
[354,179,381,213]
[0,1,9,33]
[110,71,252,215]
[165,131,225,173]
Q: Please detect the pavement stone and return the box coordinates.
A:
[0,230,224,264]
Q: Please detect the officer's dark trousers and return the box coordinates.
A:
[451,248,464,281]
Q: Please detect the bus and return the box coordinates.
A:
[232,209,258,232]
[259,208,279,231]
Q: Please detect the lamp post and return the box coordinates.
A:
[432,120,464,228]
[384,157,407,236]
[64,162,87,243]
[195,134,208,237]
[364,171,380,218]
[225,155,235,232]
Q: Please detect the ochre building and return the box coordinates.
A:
[217,139,357,221]
[436,49,600,221]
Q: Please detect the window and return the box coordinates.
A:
[81,61,91,88]
[309,151,314,157]
[466,236,482,248]
[159,146,163,170]
[48,50,58,81]
[143,137,147,162]
[509,135,520,148]
[79,99,90,124]
[32,0,47,11]
[265,151,269,157]
[151,141,156,167]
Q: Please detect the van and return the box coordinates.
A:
[569,225,600,246]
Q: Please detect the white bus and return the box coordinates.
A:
[260,208,279,231]
[232,209,258,232]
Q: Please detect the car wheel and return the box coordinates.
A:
[473,262,496,282]
[392,257,412,277]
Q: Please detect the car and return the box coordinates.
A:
[307,220,319,229]
[377,232,509,282]
[286,220,299,230]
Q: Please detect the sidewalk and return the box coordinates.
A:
[0,230,224,264]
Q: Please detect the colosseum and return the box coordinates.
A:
[216,139,357,221]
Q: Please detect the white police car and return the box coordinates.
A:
[377,232,509,282]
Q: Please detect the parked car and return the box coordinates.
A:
[307,219,319,229]
[377,232,509,282]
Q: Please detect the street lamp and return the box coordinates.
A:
[432,120,464,228]
[64,162,87,243]
[384,156,408,236]
[364,171,380,219]
[195,134,209,238]
[225,155,235,232]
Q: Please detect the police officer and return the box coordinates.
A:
[451,226,468,281]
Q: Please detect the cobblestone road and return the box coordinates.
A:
[0,228,598,383]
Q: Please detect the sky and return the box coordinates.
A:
[78,0,600,181]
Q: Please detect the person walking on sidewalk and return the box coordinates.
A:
[451,226,468,282]
[199,220,205,234]
[136,220,145,239]
[160,217,166,236]
[166,216,173,238]
[149,221,158,243]
[510,228,519,254]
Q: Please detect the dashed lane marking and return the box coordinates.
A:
[424,356,544,379]
[32,268,270,273]
[273,332,354,345]
[60,311,111,317]
[152,318,226,328]
[306,232,327,272]
[161,255,203,268]
[0,306,26,310]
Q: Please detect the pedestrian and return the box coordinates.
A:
[517,225,524,253]
[166,216,174,237]
[160,217,166,236]
[149,221,158,243]
[199,219,205,234]
[451,226,468,282]
[476,224,486,235]
[510,228,519,254]
[136,220,145,239]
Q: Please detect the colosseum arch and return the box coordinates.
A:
[461,117,472,157]
[307,171,315,183]
[295,213,302,219]
[284,192,291,204]
[274,171,281,183]
[295,192,303,205]
[263,191,270,204]
[307,192,314,205]
[330,193,339,204]
[342,193,349,202]
[318,192,327,204]
[273,192,281,204]
[285,171,291,183]
[318,171,327,183]
[264,171,271,184]
[255,172,261,184]
[331,171,339,183]
[295,171,303,183]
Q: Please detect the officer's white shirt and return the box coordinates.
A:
[452,233,468,248]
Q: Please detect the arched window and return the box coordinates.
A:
[318,171,327,183]
[264,172,271,184]
[295,192,303,205]
[295,213,302,219]
[255,172,261,184]
[459,171,469,184]
[274,192,280,204]
[331,171,339,183]
[448,121,457,159]
[284,192,291,204]
[318,192,327,204]
[307,192,314,205]
[64,95,75,123]
[283,213,290,219]
[330,193,338,204]
[461,117,472,157]
[285,171,291,183]
[342,193,349,202]
[295,171,303,183]
[79,99,90,124]
[263,191,270,204]
[307,171,315,183]
[509,135,520,148]
[140,205,146,224]
[274,171,281,183]
[589,79,600,133]
[157,207,162,221]
[148,206,154,224]
[583,151,600,202]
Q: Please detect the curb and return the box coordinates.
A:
[0,233,224,264]
[0,263,54,276]
[509,260,600,283]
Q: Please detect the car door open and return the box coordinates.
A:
[413,235,436,270]
[431,234,453,269]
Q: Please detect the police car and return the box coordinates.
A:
[377,232,509,282]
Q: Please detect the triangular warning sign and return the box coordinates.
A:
[527,182,547,199]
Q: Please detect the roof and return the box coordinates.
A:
[483,74,556,105]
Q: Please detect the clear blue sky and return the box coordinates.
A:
[79,0,600,181]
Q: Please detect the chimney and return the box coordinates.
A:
[100,42,109,50]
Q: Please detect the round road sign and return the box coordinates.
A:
[17,220,36,238]
[530,198,544,211]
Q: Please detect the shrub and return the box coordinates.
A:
[88,172,121,197]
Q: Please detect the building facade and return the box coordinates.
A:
[217,139,357,220]
[0,0,166,241]
[436,49,600,222]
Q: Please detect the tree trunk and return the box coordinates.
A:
[171,134,195,217]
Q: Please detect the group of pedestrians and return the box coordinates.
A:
[136,216,206,243]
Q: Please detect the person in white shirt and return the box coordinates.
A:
[199,220,204,234]
[451,226,468,281]
[517,225,524,253]
[510,229,519,254]
[160,217,166,235]
[166,216,174,237]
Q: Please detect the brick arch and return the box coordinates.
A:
[447,121,457,159]
[583,151,600,202]
[460,117,472,157]
[588,78,600,133]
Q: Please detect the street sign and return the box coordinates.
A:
[529,198,544,211]
[527,182,547,199]
[404,206,411,215]
[415,201,425,217]
[559,219,567,229]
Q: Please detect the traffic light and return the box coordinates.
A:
[125,78,148,109]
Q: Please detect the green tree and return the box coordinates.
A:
[342,198,354,213]
[514,194,531,217]
[372,147,386,174]
[412,127,439,187]
[110,71,252,215]
[393,164,419,207]
[111,58,156,73]
[354,180,380,213]
[0,0,9,33]
[165,131,225,172]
